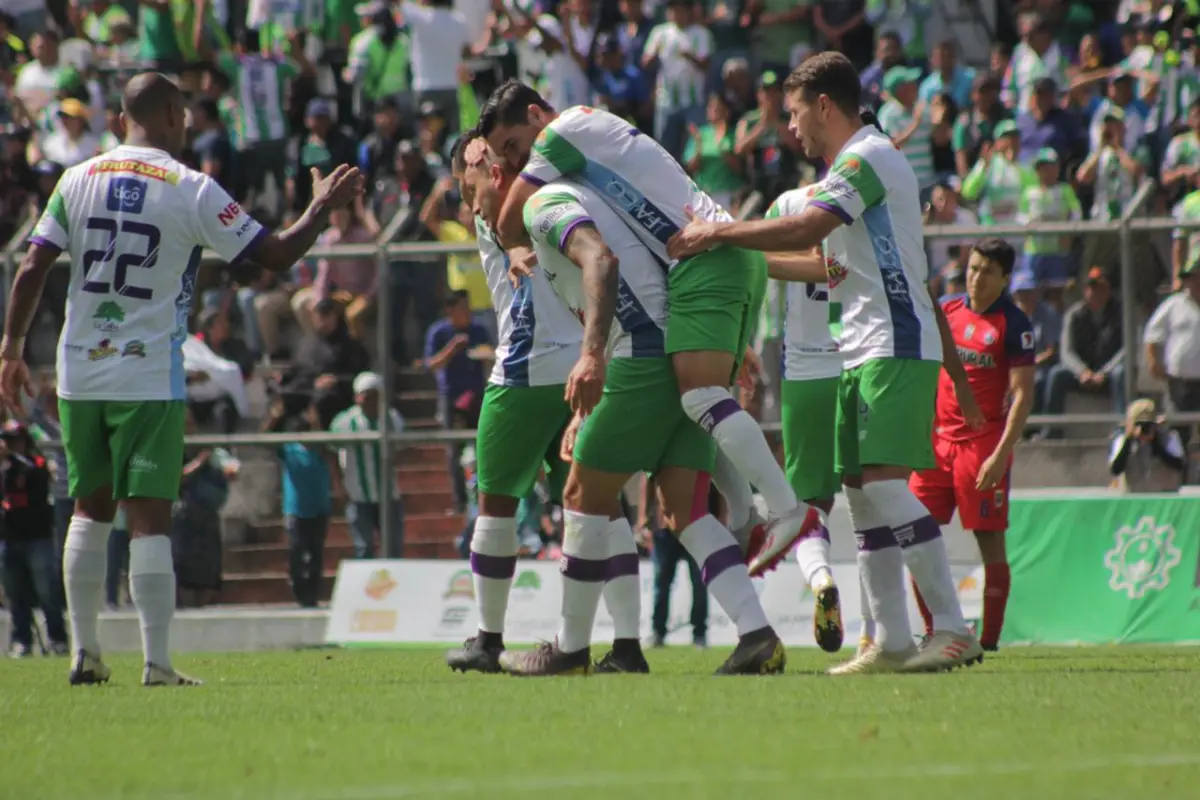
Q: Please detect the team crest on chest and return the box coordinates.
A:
[983,330,996,345]
[963,324,975,340]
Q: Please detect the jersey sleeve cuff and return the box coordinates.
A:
[229,226,269,266]
[27,236,63,253]
[519,173,547,187]
[1009,354,1036,367]
[557,217,594,251]
[810,199,853,226]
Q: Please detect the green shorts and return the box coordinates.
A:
[476,383,573,502]
[665,246,768,370]
[835,358,940,476]
[573,358,715,476]
[781,377,841,501]
[58,399,186,501]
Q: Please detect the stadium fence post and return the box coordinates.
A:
[375,243,395,558]
[1118,179,1155,410]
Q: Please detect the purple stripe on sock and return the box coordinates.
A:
[606,553,639,580]
[561,554,609,582]
[698,398,742,434]
[799,523,831,544]
[893,516,942,548]
[470,552,517,580]
[854,526,897,552]
[701,544,743,585]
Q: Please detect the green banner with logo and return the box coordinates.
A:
[1004,496,1200,645]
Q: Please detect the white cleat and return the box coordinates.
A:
[902,630,984,672]
[69,650,111,686]
[747,505,823,577]
[143,663,204,686]
[827,643,919,675]
[731,507,767,559]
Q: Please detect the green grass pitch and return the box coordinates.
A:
[4,646,1200,800]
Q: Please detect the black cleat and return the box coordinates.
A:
[714,627,787,675]
[593,640,650,674]
[446,634,504,674]
[812,582,844,654]
[499,640,591,676]
[69,650,111,686]
[981,642,998,653]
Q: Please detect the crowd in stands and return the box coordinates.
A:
[2,0,1200,626]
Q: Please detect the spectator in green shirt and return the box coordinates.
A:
[137,0,182,70]
[683,92,746,212]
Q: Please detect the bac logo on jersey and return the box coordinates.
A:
[217,201,243,227]
[106,178,147,214]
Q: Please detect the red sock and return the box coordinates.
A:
[911,577,934,638]
[981,562,1011,649]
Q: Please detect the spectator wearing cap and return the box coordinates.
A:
[344,1,412,125]
[1109,398,1187,494]
[919,39,975,109]
[1144,260,1200,440]
[1010,271,1063,415]
[643,0,713,161]
[951,71,1012,178]
[1161,97,1200,201]
[878,65,935,195]
[398,0,472,135]
[924,179,976,291]
[1041,267,1127,436]
[1016,148,1082,297]
[330,372,406,559]
[0,419,67,658]
[734,69,802,204]
[859,30,905,109]
[1016,76,1085,168]
[424,291,492,513]
[287,97,358,216]
[591,32,651,127]
[1003,14,1069,113]
[1089,70,1150,155]
[963,120,1033,249]
[30,98,99,168]
[683,92,746,212]
[358,96,408,191]
[13,31,65,117]
[814,0,873,69]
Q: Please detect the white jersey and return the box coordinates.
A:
[765,189,842,381]
[476,218,582,386]
[520,106,733,269]
[523,180,668,359]
[30,145,266,401]
[808,126,942,369]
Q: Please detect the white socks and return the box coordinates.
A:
[845,487,911,652]
[469,516,519,634]
[681,387,798,518]
[794,523,833,587]
[602,517,642,640]
[63,515,111,654]
[863,479,968,635]
[711,449,753,531]
[678,514,770,636]
[129,535,176,669]
[557,511,609,653]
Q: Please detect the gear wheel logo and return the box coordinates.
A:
[1104,516,1182,599]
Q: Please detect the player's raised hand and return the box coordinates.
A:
[559,411,586,461]
[507,246,538,287]
[0,355,34,417]
[311,165,365,211]
[667,206,721,260]
[565,352,605,415]
[954,380,986,430]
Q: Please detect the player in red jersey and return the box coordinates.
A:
[909,238,1036,652]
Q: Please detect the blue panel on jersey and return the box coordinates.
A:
[171,246,203,400]
[107,177,148,215]
[615,276,664,358]
[861,204,922,360]
[578,160,680,246]
[503,271,534,387]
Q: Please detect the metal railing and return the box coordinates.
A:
[4,179,1197,554]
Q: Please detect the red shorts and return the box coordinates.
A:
[908,431,1011,532]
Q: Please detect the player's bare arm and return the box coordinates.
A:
[931,287,985,429]
[977,364,1035,490]
[667,204,843,259]
[562,223,619,414]
[0,243,60,410]
[765,250,828,282]
[245,165,364,273]
[496,175,538,250]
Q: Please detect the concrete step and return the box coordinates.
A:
[397,465,456,492]
[247,512,467,546]
[397,390,438,421]
[223,542,358,573]
[220,572,336,605]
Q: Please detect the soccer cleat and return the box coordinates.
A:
[48,641,70,657]
[9,643,33,659]
[827,643,918,675]
[857,634,874,658]
[498,641,591,677]
[732,508,767,563]
[747,505,823,577]
[812,579,844,653]
[445,635,504,674]
[143,663,203,686]
[69,650,111,685]
[714,627,787,675]
[902,630,984,672]
[592,644,651,674]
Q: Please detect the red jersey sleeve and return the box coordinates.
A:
[1000,298,1036,368]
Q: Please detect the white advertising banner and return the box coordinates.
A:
[326,560,985,648]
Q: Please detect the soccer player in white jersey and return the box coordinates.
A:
[0,73,363,686]
[443,133,648,675]
[669,53,986,674]
[498,169,787,677]
[476,82,820,569]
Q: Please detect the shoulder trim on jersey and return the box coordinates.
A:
[810,200,852,226]
[940,292,967,309]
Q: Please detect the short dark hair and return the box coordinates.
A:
[478,80,552,137]
[971,237,1016,276]
[445,289,470,308]
[782,52,862,118]
[451,128,481,173]
[879,30,902,46]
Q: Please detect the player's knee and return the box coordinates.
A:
[973,530,1007,564]
[477,492,518,518]
[679,386,737,429]
[672,351,735,393]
